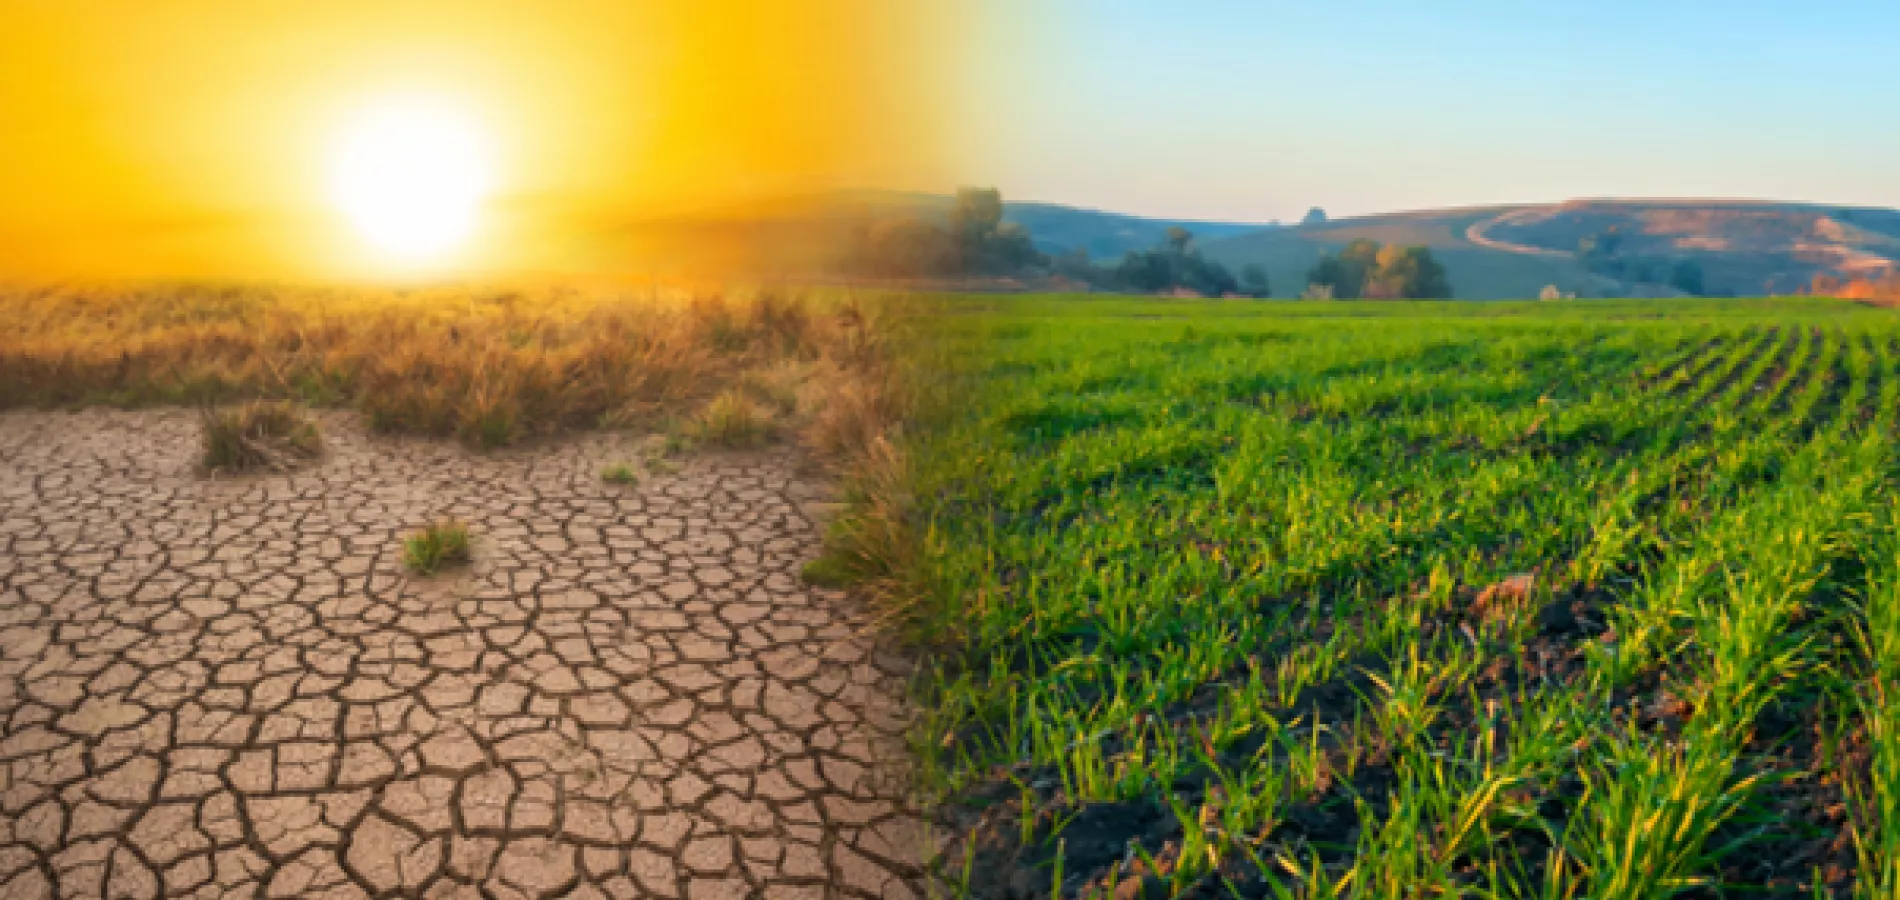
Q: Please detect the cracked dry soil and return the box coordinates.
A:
[0,409,928,899]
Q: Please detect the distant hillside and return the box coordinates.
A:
[808,191,1269,259]
[1203,206,1578,301]
[608,190,1270,271]
[1204,200,1900,300]
[599,191,1900,296]
[998,202,1267,259]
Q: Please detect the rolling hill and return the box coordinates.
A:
[597,191,1900,297]
[997,201,1266,259]
[1201,205,1582,300]
[810,191,1271,259]
[1203,199,1900,300]
[596,190,1273,275]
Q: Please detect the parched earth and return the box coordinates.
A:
[0,409,926,899]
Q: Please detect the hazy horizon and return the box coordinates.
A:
[0,1,964,279]
[961,0,1900,224]
[7,1,1900,278]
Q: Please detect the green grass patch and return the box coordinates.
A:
[402,517,471,575]
[600,462,639,485]
[799,554,855,588]
[897,294,1897,897]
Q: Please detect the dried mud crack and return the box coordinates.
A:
[0,409,925,899]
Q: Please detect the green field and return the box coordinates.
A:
[904,295,1900,898]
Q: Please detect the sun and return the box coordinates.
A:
[329,96,496,263]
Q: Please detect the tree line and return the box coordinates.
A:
[844,187,1453,299]
[1085,227,1270,298]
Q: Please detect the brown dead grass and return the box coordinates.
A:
[0,284,906,452]
[199,400,322,473]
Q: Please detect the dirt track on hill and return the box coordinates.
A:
[0,409,925,899]
[1462,207,1573,258]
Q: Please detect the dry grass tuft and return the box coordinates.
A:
[693,389,775,448]
[797,360,904,462]
[403,517,471,575]
[200,401,321,473]
[750,293,813,354]
[778,301,931,601]
[800,435,916,594]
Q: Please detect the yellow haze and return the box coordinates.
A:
[0,1,963,281]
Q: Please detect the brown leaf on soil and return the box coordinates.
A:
[1472,572,1537,622]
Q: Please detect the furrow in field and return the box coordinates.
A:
[1527,431,1878,896]
[1232,388,1810,890]
[1629,332,1703,388]
[1856,333,1883,427]
[1686,326,1775,409]
[1880,335,1900,433]
[1669,331,1743,398]
[1758,325,1820,424]
[1641,332,1723,392]
[1742,327,1803,412]
[1766,326,1825,415]
[1839,497,1900,898]
[1269,417,1832,896]
[1798,328,1850,439]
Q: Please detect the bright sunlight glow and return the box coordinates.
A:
[329,96,495,264]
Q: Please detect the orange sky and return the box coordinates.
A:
[0,2,963,280]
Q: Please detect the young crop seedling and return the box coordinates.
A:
[403,517,471,575]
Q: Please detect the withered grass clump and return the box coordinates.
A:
[200,401,322,473]
[402,517,471,575]
[693,389,774,448]
[786,311,933,600]
[799,435,916,592]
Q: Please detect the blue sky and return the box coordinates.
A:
[958,0,1900,222]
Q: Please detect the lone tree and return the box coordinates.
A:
[1363,245,1452,299]
[949,187,1041,273]
[1301,207,1329,226]
[1306,239,1451,299]
[1305,238,1381,298]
